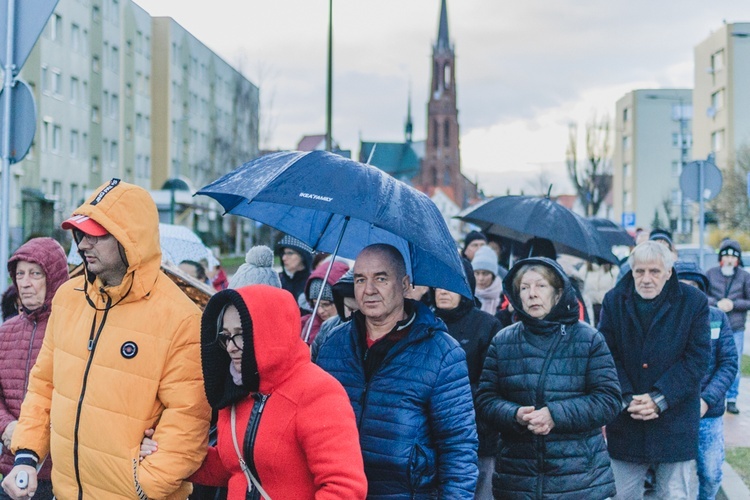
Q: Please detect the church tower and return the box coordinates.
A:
[419,0,468,206]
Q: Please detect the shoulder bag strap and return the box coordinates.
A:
[230,405,272,500]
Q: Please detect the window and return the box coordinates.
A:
[92,5,101,23]
[711,49,725,74]
[91,156,99,173]
[70,76,79,103]
[52,181,62,200]
[102,90,109,116]
[70,129,79,157]
[91,105,100,123]
[711,89,725,110]
[135,31,143,53]
[52,125,62,153]
[71,23,81,51]
[622,135,631,151]
[623,163,631,178]
[125,82,132,97]
[443,122,450,147]
[41,65,48,92]
[673,133,692,148]
[110,141,118,166]
[135,113,143,134]
[671,103,692,121]
[671,160,681,177]
[623,107,629,122]
[48,13,62,41]
[671,189,681,206]
[111,45,119,73]
[110,93,118,118]
[432,119,438,147]
[92,55,100,73]
[70,184,79,207]
[50,69,62,95]
[125,126,132,140]
[712,129,725,152]
[624,190,632,208]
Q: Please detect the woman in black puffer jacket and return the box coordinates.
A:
[476,257,621,499]
[433,286,502,500]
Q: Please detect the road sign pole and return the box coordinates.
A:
[699,160,705,270]
[0,0,14,290]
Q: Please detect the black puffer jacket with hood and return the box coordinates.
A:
[476,257,621,500]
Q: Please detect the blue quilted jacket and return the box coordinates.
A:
[315,300,478,499]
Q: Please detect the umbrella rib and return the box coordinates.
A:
[311,212,338,251]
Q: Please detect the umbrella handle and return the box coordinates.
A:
[303,216,350,344]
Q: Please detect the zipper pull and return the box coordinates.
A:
[560,325,567,336]
[88,339,94,350]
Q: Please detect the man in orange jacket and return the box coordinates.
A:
[1,179,211,500]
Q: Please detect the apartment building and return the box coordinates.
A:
[693,22,750,168]
[7,0,258,248]
[612,89,693,236]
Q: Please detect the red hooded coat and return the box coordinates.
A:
[0,238,69,480]
[192,285,367,499]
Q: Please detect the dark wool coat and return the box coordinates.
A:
[702,307,738,418]
[0,237,69,479]
[315,300,479,499]
[477,257,621,500]
[434,297,502,457]
[598,270,710,463]
[705,265,750,331]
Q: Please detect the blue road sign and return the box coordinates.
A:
[622,212,636,228]
[0,0,60,71]
[0,79,35,162]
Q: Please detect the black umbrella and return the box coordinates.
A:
[587,217,634,247]
[458,195,618,264]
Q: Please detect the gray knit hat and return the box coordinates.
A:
[471,245,498,276]
[228,245,282,289]
[308,278,334,302]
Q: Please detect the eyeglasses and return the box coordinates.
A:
[217,332,243,351]
[73,229,104,245]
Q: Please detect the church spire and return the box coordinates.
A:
[436,0,450,53]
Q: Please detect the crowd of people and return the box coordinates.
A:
[0,179,747,500]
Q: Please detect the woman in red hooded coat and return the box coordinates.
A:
[142,285,367,500]
[0,238,69,500]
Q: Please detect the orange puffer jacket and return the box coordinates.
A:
[12,180,211,499]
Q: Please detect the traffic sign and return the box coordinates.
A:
[0,79,35,162]
[621,212,636,228]
[680,160,722,201]
[0,0,59,71]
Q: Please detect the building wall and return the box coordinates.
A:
[613,89,692,234]
[6,0,258,248]
[693,23,750,168]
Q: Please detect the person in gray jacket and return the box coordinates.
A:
[705,238,750,414]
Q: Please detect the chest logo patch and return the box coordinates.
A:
[121,341,138,359]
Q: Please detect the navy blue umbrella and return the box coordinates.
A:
[587,217,634,247]
[197,150,471,302]
[458,195,619,264]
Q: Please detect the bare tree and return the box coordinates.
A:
[565,114,613,216]
[709,145,750,232]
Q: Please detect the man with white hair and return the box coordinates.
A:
[598,241,710,499]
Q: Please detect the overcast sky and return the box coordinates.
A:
[136,1,750,196]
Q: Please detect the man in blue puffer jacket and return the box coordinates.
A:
[674,261,738,500]
[315,244,479,499]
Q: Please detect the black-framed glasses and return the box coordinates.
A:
[73,229,101,245]
[217,332,243,351]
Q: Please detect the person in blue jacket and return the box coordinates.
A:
[674,260,738,500]
[315,243,478,499]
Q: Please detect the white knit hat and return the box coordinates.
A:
[228,245,281,289]
[471,245,498,276]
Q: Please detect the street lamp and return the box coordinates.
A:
[161,177,191,225]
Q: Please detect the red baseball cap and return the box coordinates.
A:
[61,214,108,236]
